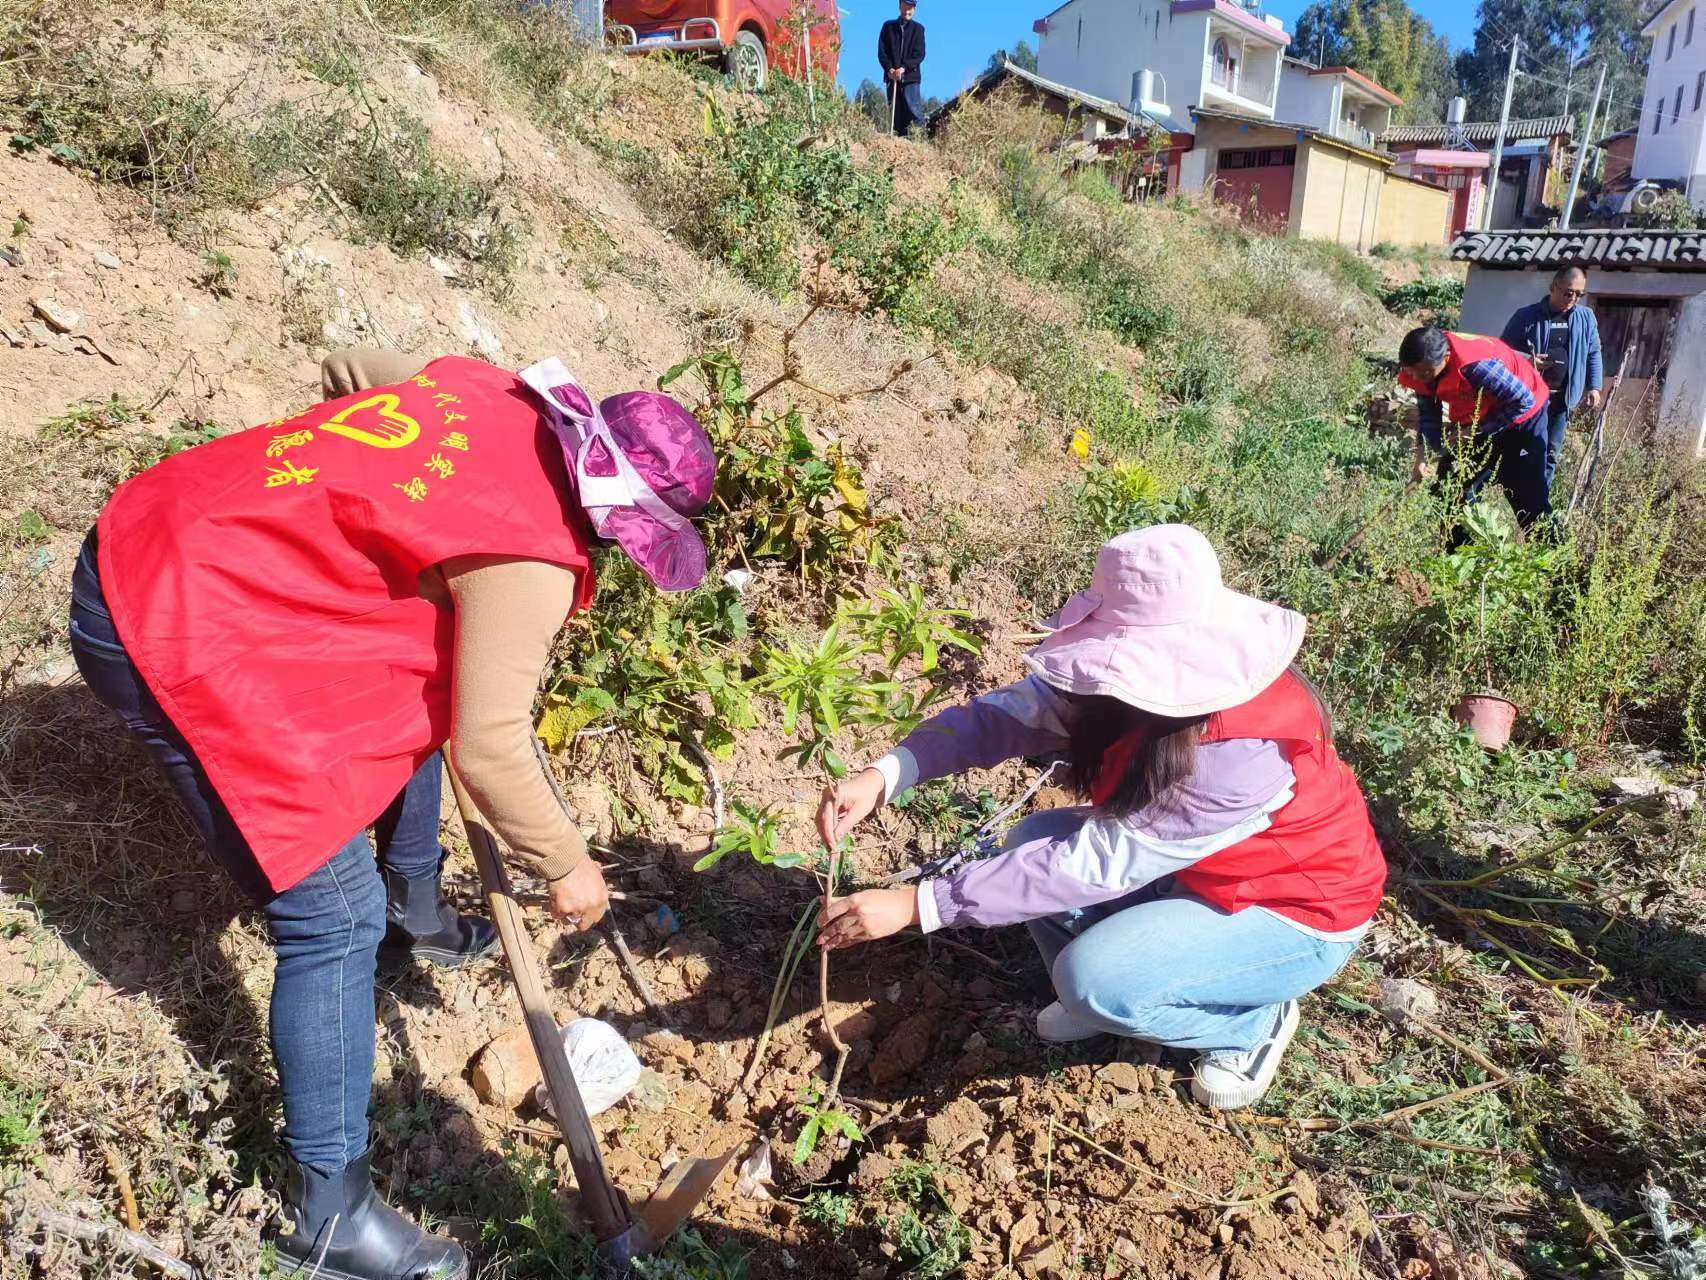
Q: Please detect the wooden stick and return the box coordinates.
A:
[1406,1015,1507,1081]
[14,1202,197,1279]
[818,841,851,1102]
[446,767,633,1244]
[98,1142,139,1232]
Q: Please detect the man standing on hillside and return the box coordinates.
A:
[1500,267,1604,493]
[878,0,926,137]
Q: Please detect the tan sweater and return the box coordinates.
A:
[322,348,587,880]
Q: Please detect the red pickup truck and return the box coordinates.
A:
[605,1,840,91]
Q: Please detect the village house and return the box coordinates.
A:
[1381,115,1575,232]
[1028,0,1449,248]
[1630,0,1706,210]
[1453,228,1706,455]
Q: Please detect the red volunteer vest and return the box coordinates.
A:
[1397,332,1547,431]
[1093,673,1386,932]
[97,357,597,892]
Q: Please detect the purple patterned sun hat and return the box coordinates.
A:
[519,358,717,592]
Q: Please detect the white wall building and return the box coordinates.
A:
[1631,0,1706,208]
[1275,58,1399,150]
[1034,0,1290,187]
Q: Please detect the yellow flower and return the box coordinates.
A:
[1069,428,1092,460]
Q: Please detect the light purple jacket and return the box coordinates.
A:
[872,677,1336,935]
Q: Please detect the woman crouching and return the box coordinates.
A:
[815,524,1386,1110]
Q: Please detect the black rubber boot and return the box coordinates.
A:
[271,1150,469,1280]
[381,858,498,969]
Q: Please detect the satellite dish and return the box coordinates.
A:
[1631,184,1662,212]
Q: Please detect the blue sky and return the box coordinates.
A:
[833,0,1482,104]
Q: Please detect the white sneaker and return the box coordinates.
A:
[1035,1001,1107,1043]
[1190,1000,1300,1111]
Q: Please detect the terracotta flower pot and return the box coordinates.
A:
[1452,693,1518,751]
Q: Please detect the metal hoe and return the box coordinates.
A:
[445,766,736,1270]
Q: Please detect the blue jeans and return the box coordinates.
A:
[1015,809,1358,1057]
[69,531,444,1172]
[1543,394,1571,490]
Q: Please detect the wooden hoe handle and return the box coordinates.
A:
[444,765,634,1246]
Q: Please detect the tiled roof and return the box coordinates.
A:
[931,58,1142,129]
[1450,229,1706,270]
[1191,106,1393,164]
[1381,115,1575,145]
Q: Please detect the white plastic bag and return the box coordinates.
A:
[532,1018,643,1119]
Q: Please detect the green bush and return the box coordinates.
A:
[1,27,524,287]
[1382,275,1465,326]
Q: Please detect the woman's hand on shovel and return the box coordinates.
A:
[547,857,610,933]
[818,887,919,950]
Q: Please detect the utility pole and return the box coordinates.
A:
[1561,61,1606,230]
[1592,89,1616,180]
[1482,36,1522,230]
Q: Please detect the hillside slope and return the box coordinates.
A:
[3,2,1705,1279]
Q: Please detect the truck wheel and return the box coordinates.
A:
[726,29,767,92]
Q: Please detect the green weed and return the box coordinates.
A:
[848,584,980,675]
[693,801,809,873]
[1382,275,1464,327]
[883,1162,971,1279]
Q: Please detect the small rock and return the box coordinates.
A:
[967,976,997,998]
[1611,775,1699,811]
[23,320,71,353]
[867,1013,934,1084]
[985,1153,1018,1186]
[92,249,122,270]
[31,297,79,333]
[638,1028,696,1065]
[470,1027,542,1107]
[1291,1170,1321,1221]
[851,1152,898,1192]
[427,255,460,280]
[831,1003,881,1044]
[1094,1062,1147,1094]
[1377,977,1440,1027]
[456,299,502,357]
[1112,1237,1141,1265]
[924,1096,989,1150]
[630,1068,674,1112]
[1018,1243,1062,1278]
[1008,1212,1040,1255]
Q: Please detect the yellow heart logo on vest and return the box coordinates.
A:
[318,394,421,449]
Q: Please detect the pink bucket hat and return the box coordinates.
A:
[519,357,716,592]
[1024,525,1305,717]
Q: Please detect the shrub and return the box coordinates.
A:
[1628,187,1706,230]
[1382,276,1465,327]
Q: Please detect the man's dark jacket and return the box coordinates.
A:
[1499,300,1603,411]
[878,17,926,85]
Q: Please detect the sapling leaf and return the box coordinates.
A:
[793,1115,823,1164]
[823,1110,864,1142]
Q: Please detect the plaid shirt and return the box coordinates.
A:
[1416,356,1540,451]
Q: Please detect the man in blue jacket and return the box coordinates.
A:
[1500,266,1603,490]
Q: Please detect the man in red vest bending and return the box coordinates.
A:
[1397,326,1551,543]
